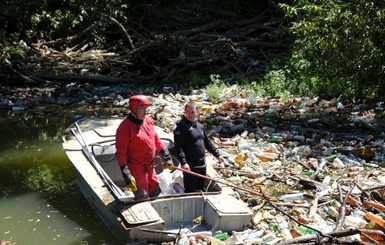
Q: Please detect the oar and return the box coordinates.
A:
[166,163,272,199]
[71,122,133,203]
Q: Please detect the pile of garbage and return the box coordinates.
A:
[3,82,385,244]
[142,89,385,244]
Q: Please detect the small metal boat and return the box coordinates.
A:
[62,116,252,244]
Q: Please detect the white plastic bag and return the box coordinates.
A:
[158,169,185,195]
[171,169,184,187]
[158,169,177,195]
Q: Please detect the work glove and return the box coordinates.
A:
[160,149,174,170]
[165,159,174,170]
[120,165,137,191]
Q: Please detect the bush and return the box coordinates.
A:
[277,0,385,99]
[205,74,229,101]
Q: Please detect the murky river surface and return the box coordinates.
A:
[0,106,122,244]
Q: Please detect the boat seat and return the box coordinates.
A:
[119,202,163,226]
[204,194,252,232]
[206,195,250,213]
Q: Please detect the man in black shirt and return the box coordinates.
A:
[174,102,225,193]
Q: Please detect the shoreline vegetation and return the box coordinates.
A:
[2,1,383,100]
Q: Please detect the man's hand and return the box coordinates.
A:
[120,165,137,191]
[181,163,190,170]
[217,156,230,167]
[217,156,225,164]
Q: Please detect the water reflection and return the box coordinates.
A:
[0,107,122,244]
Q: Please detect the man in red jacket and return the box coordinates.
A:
[116,95,173,200]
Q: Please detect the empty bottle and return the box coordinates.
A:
[360,229,385,243]
[279,193,304,201]
[296,225,314,235]
[213,231,229,241]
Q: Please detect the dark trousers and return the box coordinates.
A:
[183,167,206,193]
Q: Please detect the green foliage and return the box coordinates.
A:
[1,0,384,100]
[205,74,229,100]
[263,70,287,97]
[2,44,26,60]
[30,10,82,38]
[262,49,360,98]
[278,0,385,99]
[0,0,137,43]
[238,80,265,97]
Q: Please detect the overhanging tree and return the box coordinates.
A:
[279,0,385,98]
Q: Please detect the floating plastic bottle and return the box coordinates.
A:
[296,101,303,110]
[331,157,345,169]
[360,229,385,243]
[280,228,293,240]
[324,155,337,162]
[365,212,385,228]
[363,200,385,211]
[338,154,361,167]
[226,176,244,185]
[261,232,277,243]
[255,150,276,162]
[234,153,246,164]
[315,175,331,198]
[345,215,368,228]
[311,213,326,227]
[240,130,249,138]
[176,234,189,245]
[279,193,304,201]
[238,142,253,150]
[346,195,361,207]
[269,134,283,143]
[293,135,305,142]
[311,213,332,232]
[296,225,314,235]
[189,231,212,237]
[293,145,312,157]
[290,228,301,238]
[213,231,229,241]
[277,221,293,240]
[323,206,339,219]
[302,170,315,177]
[243,228,265,241]
[363,163,380,168]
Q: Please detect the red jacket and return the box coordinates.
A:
[116,115,165,167]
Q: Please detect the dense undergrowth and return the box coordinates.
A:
[1,0,385,101]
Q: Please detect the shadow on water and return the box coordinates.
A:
[0,106,123,244]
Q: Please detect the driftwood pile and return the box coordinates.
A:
[1,2,289,85]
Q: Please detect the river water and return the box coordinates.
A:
[0,106,122,244]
